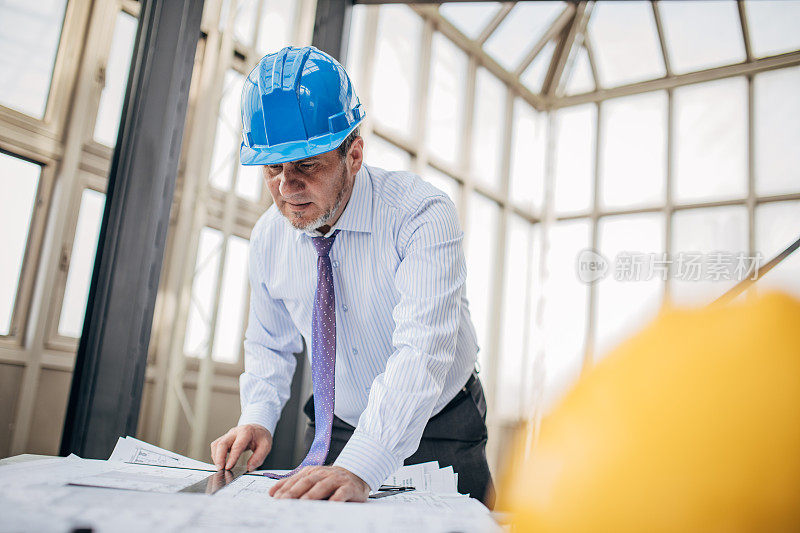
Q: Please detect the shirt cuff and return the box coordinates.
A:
[237,403,280,436]
[333,431,401,492]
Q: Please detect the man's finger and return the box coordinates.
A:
[273,468,321,498]
[299,476,339,500]
[328,485,354,502]
[212,433,235,470]
[272,472,306,498]
[280,472,327,499]
[269,477,289,496]
[247,439,270,472]
[210,437,223,466]
[225,432,250,470]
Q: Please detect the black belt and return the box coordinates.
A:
[449,372,479,406]
[462,372,478,393]
[306,371,481,423]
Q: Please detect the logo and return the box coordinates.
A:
[576,248,609,284]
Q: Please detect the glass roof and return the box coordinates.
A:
[520,40,555,94]
[434,0,800,104]
[483,2,565,72]
[564,45,595,96]
[658,1,745,74]
[439,2,502,40]
[588,1,665,87]
[744,1,800,58]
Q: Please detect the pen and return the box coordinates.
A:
[368,485,416,499]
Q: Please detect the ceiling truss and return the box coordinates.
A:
[408,0,793,111]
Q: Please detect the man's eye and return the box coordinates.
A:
[299,163,314,171]
[267,165,282,173]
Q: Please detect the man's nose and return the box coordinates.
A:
[279,167,305,197]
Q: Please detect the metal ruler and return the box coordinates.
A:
[178,464,249,495]
[714,233,800,304]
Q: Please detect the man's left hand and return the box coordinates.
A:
[269,466,370,502]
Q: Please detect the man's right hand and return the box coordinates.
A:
[210,424,273,472]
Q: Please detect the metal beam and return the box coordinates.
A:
[583,34,600,90]
[737,0,754,63]
[652,1,673,78]
[544,2,589,97]
[552,50,800,108]
[476,3,514,46]
[60,0,204,459]
[412,4,546,110]
[515,4,575,76]
[355,0,499,3]
[312,0,354,61]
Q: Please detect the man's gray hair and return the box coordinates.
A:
[337,126,361,160]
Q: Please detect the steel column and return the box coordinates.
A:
[312,0,354,60]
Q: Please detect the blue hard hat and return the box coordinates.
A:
[240,46,365,165]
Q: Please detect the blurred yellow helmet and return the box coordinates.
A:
[502,292,800,532]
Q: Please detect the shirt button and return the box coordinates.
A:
[343,304,348,312]
[352,348,358,355]
[332,260,339,268]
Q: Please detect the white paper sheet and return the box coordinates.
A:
[0,438,496,532]
[108,436,215,471]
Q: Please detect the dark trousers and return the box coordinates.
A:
[303,374,495,507]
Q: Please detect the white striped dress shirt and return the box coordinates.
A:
[238,163,479,490]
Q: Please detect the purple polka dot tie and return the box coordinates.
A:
[264,231,338,479]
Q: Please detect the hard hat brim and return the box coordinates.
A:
[239,119,362,166]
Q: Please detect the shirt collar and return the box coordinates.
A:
[294,165,373,241]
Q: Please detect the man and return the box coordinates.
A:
[210,46,492,504]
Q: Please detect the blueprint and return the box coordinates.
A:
[0,454,500,532]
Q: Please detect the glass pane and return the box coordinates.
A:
[755,201,800,299]
[659,1,745,75]
[521,223,543,416]
[745,1,800,58]
[233,0,257,47]
[520,40,555,94]
[58,190,105,338]
[465,192,500,388]
[484,2,564,73]
[554,104,595,214]
[423,166,460,205]
[673,77,747,204]
[470,68,505,192]
[0,0,68,118]
[185,227,224,357]
[588,1,665,87]
[497,214,539,419]
[670,205,748,306]
[209,70,245,191]
[371,5,421,140]
[365,135,411,171]
[212,236,250,363]
[94,11,138,147]
[439,2,501,40]
[755,66,800,196]
[426,32,467,166]
[509,98,546,214]
[564,45,595,96]
[600,91,667,210]
[256,0,296,55]
[235,164,262,202]
[541,219,590,410]
[0,153,40,335]
[345,4,366,95]
[593,213,665,359]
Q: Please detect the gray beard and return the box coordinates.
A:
[291,164,348,232]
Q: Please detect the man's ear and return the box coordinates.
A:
[348,136,364,175]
